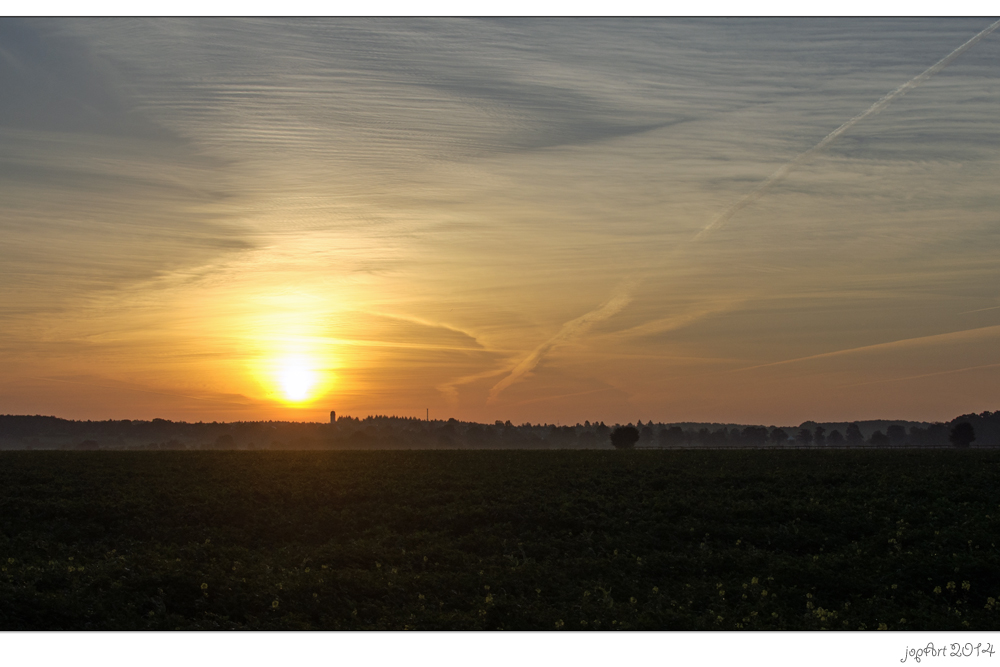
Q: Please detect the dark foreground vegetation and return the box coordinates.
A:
[3,450,1000,630]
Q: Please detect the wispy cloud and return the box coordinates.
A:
[837,362,1000,389]
[4,19,1000,423]
[486,20,1000,407]
[488,277,640,402]
[504,386,618,409]
[735,324,1000,373]
[605,300,743,341]
[959,304,1000,315]
[31,375,256,406]
[437,367,510,404]
[694,17,1000,240]
[480,21,1000,403]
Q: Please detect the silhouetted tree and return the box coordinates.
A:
[887,424,907,445]
[845,423,864,445]
[795,428,813,445]
[813,426,826,446]
[949,422,976,448]
[467,424,486,445]
[769,428,788,444]
[659,426,685,447]
[610,426,640,449]
[827,429,844,445]
[870,430,889,446]
[711,428,729,446]
[742,426,769,446]
[640,425,654,442]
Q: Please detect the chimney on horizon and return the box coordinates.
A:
[330,410,336,424]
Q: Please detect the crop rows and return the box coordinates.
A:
[1,450,998,630]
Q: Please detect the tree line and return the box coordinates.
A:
[608,420,979,449]
[0,411,993,451]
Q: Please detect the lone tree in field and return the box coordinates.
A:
[610,426,640,449]
[949,422,976,448]
[869,430,890,446]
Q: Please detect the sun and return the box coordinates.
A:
[276,355,319,403]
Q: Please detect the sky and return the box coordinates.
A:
[2,17,999,426]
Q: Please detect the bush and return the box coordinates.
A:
[949,422,975,448]
[609,426,639,449]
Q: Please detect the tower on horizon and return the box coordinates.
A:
[330,410,336,424]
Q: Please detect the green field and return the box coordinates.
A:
[1,450,999,630]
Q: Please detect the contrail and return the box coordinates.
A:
[734,324,1000,373]
[694,18,1000,241]
[437,366,510,403]
[836,362,1000,389]
[959,304,1000,315]
[487,277,639,403]
[487,19,999,401]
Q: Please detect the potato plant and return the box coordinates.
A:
[1,450,998,630]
